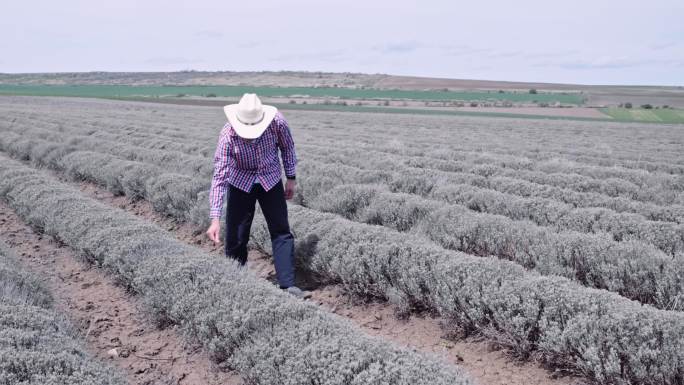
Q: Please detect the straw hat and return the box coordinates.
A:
[223,93,278,139]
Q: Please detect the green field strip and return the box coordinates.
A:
[0,83,583,104]
[5,87,684,124]
[600,107,684,123]
[103,95,615,123]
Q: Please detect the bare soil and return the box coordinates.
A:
[69,180,584,385]
[0,200,242,385]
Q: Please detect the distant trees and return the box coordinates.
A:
[641,104,653,109]
[529,89,538,94]
[624,102,633,109]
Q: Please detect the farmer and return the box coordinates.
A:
[206,93,310,299]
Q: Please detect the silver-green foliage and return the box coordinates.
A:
[0,132,207,223]
[0,241,126,385]
[303,144,684,205]
[3,133,683,309]
[3,98,684,384]
[304,147,684,252]
[0,242,52,309]
[249,203,684,385]
[299,135,684,189]
[0,158,471,385]
[297,151,684,224]
[6,123,684,249]
[306,183,684,310]
[429,183,684,255]
[296,159,684,253]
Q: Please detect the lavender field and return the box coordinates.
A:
[1,95,683,385]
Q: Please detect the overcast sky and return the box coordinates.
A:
[3,0,683,85]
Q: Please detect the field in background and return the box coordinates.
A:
[0,83,582,104]
[6,84,682,123]
[2,71,683,123]
[601,107,684,123]
[2,70,683,107]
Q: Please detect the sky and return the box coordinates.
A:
[2,0,683,86]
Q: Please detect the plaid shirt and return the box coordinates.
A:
[209,111,297,218]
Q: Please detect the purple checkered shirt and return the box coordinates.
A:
[208,111,297,218]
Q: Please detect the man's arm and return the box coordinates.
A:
[274,112,297,178]
[208,125,231,218]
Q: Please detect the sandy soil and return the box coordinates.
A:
[0,201,242,385]
[67,179,584,385]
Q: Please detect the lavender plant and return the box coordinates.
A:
[0,241,127,385]
[0,158,471,385]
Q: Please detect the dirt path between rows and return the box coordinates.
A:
[68,179,583,385]
[0,200,242,385]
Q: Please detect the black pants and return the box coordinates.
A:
[225,182,295,288]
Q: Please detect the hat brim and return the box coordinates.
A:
[223,104,278,139]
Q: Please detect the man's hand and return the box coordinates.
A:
[284,179,296,200]
[206,218,221,245]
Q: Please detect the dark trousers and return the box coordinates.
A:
[225,182,295,288]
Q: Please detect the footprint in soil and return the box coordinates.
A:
[145,341,170,357]
[89,317,113,337]
[81,281,101,289]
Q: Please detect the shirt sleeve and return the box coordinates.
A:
[274,112,297,178]
[208,125,231,218]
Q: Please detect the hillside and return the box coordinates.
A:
[1,70,683,107]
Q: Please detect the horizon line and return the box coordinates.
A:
[0,69,682,89]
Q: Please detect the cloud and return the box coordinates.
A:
[649,42,677,51]
[485,50,523,59]
[269,49,348,63]
[145,56,201,66]
[372,41,423,54]
[527,55,645,70]
[532,55,684,72]
[469,64,494,71]
[439,44,491,56]
[438,45,568,60]
[194,30,223,39]
[237,41,258,49]
[523,49,580,59]
[233,38,277,49]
